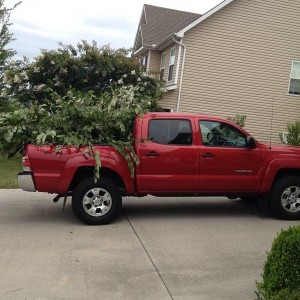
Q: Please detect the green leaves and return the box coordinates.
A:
[226,114,247,128]
[286,121,300,146]
[93,150,101,182]
[0,41,163,179]
[36,133,47,145]
[1,41,162,107]
[256,226,300,299]
[36,131,56,145]
[0,80,160,178]
[4,131,13,143]
[0,0,20,75]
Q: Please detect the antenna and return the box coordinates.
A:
[269,97,275,150]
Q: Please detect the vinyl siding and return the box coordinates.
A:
[160,89,178,111]
[172,0,300,142]
[159,44,178,84]
[148,50,161,77]
[159,43,182,110]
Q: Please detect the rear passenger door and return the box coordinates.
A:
[137,118,199,193]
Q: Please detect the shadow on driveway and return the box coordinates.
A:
[122,196,265,220]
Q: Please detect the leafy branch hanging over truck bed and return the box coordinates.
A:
[0,41,162,178]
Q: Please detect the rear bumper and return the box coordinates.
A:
[18,172,36,192]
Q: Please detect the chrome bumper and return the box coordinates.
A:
[18,172,36,192]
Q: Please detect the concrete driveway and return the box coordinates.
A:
[0,190,299,300]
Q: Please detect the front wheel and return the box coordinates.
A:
[270,176,300,220]
[72,177,122,225]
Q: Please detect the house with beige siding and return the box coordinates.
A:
[133,0,300,143]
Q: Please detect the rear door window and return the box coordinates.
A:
[149,119,192,145]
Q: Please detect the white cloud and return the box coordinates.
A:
[5,0,223,59]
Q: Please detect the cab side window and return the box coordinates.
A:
[149,119,192,145]
[199,120,247,147]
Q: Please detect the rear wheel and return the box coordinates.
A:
[270,176,300,220]
[72,177,122,225]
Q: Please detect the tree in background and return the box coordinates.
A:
[0,0,20,110]
[0,0,21,106]
[1,41,160,108]
[0,0,20,69]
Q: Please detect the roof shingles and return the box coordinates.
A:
[135,4,201,51]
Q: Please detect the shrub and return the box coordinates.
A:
[255,226,300,299]
[280,121,300,146]
[226,114,247,128]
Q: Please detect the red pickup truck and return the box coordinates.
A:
[18,112,300,224]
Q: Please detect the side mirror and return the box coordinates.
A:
[246,136,256,149]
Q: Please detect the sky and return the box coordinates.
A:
[5,0,223,60]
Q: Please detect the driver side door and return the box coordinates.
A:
[198,120,262,193]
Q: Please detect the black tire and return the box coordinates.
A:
[72,177,122,225]
[270,176,300,220]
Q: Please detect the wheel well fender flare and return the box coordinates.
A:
[261,159,300,193]
[56,155,134,195]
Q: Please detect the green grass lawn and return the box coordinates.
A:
[0,154,22,189]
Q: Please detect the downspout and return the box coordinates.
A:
[172,35,186,112]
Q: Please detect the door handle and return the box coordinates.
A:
[145,151,160,157]
[201,152,215,158]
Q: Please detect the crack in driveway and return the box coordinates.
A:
[122,208,173,300]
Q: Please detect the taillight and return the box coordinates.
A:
[22,155,31,172]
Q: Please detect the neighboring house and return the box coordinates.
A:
[133,1,300,142]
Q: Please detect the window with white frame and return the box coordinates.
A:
[168,48,176,81]
[288,61,300,95]
[141,55,148,68]
[160,52,166,81]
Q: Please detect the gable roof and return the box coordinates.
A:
[133,4,201,52]
[133,0,235,55]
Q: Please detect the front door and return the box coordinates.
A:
[198,120,262,193]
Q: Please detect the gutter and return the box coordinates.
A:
[137,32,177,54]
[134,44,156,56]
[172,34,187,112]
